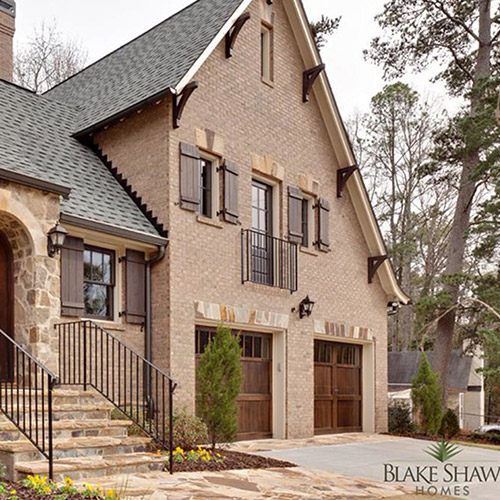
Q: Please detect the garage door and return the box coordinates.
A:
[314,340,362,434]
[195,327,272,440]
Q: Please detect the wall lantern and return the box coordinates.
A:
[294,295,315,319]
[47,222,68,257]
[387,301,400,316]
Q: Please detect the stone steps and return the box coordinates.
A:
[14,452,165,482]
[0,384,167,482]
[0,388,108,407]
[0,418,131,441]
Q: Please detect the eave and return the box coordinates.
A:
[0,168,72,198]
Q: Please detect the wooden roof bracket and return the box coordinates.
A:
[337,165,358,198]
[303,63,325,103]
[368,255,388,284]
[225,12,251,58]
[173,81,199,129]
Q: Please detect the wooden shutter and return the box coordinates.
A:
[317,198,331,252]
[126,250,146,325]
[61,236,84,317]
[288,186,303,243]
[180,142,201,211]
[223,159,239,224]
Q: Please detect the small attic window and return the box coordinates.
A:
[261,23,274,83]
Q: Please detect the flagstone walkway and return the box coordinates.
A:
[77,466,411,499]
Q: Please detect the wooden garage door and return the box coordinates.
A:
[314,340,362,434]
[195,328,272,440]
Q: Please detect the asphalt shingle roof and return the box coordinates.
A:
[388,351,473,391]
[0,80,163,241]
[45,0,245,134]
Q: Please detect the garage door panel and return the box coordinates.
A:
[196,328,272,441]
[314,340,362,434]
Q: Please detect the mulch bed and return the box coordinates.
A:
[170,449,296,473]
[0,482,87,500]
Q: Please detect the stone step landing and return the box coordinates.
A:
[0,386,166,482]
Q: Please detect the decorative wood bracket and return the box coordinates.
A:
[172,81,199,129]
[337,165,358,198]
[303,63,325,102]
[225,13,251,58]
[368,255,388,284]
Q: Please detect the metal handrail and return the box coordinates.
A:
[55,320,177,473]
[0,328,56,479]
[241,228,298,292]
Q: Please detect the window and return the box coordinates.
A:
[83,246,115,320]
[251,180,273,285]
[200,158,213,218]
[260,23,273,82]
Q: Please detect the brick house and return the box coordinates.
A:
[0,0,409,468]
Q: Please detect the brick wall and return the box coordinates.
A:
[95,0,389,436]
[0,9,15,82]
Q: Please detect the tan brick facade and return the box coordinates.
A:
[0,8,14,82]
[94,0,390,436]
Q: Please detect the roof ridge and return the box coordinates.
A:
[87,139,168,239]
[43,0,207,97]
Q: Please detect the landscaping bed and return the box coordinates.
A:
[170,448,296,473]
[386,431,500,447]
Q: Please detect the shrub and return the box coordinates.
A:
[439,408,461,439]
[171,409,209,450]
[472,431,500,444]
[197,324,243,449]
[388,401,417,434]
[412,352,443,436]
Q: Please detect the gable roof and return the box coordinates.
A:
[388,351,473,391]
[44,0,246,135]
[43,0,409,303]
[0,79,166,245]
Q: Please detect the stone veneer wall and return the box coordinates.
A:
[0,182,61,370]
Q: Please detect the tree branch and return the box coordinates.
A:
[425,0,481,42]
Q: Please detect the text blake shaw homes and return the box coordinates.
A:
[0,0,409,440]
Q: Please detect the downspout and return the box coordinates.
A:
[145,243,167,417]
[145,243,167,363]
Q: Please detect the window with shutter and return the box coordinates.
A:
[180,142,201,211]
[317,198,331,252]
[125,249,146,325]
[223,160,239,224]
[288,186,303,244]
[61,236,84,317]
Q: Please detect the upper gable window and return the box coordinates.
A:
[261,23,274,83]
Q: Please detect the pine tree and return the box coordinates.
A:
[197,325,243,449]
[412,352,443,435]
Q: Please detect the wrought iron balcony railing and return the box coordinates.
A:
[241,229,298,293]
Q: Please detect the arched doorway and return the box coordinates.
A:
[0,230,14,381]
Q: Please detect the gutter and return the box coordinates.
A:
[0,168,71,198]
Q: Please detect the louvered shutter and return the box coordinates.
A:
[125,249,146,325]
[180,142,201,211]
[317,198,331,252]
[223,160,239,224]
[288,186,303,243]
[61,236,84,317]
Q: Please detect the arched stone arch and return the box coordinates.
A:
[0,188,48,257]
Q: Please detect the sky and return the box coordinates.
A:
[13,0,450,118]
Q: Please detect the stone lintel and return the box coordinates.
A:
[251,153,285,182]
[298,173,320,197]
[314,319,373,342]
[194,301,289,330]
[195,128,224,156]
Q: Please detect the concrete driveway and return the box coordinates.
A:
[256,436,500,500]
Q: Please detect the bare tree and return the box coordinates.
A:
[14,20,88,93]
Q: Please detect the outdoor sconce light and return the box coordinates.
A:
[387,301,400,316]
[47,222,68,257]
[294,295,315,319]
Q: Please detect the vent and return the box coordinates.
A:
[0,0,15,16]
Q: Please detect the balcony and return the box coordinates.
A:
[241,229,298,293]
